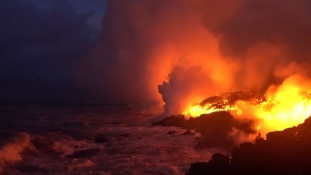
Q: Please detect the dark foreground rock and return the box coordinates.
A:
[95,136,109,143]
[186,117,311,175]
[183,129,195,135]
[168,130,176,135]
[154,111,256,147]
[187,153,230,175]
[66,148,101,158]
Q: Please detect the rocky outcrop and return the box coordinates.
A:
[186,116,311,175]
[154,111,255,148]
[186,153,230,175]
[94,135,109,143]
[183,129,195,135]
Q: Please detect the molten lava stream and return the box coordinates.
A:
[182,75,311,137]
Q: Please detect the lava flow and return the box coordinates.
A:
[182,74,311,136]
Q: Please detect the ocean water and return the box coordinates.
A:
[0,104,223,175]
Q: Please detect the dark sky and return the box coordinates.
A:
[0,0,107,103]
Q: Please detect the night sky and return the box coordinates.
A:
[0,0,107,103]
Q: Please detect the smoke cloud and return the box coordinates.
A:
[85,0,311,114]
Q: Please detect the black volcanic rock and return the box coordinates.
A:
[186,153,230,175]
[95,136,109,143]
[66,148,101,158]
[199,91,265,107]
[154,111,256,147]
[153,115,188,128]
[183,129,195,135]
[186,116,311,175]
[186,162,210,175]
[168,130,176,135]
[15,162,39,173]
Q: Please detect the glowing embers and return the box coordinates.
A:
[182,101,240,117]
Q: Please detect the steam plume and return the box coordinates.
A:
[85,0,311,114]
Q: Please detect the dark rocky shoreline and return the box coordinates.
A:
[154,112,311,174]
[153,111,256,148]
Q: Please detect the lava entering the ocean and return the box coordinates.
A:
[182,74,311,136]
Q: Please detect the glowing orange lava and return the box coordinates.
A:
[182,101,240,117]
[182,75,311,135]
[253,75,311,133]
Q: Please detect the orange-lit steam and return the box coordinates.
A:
[86,0,311,140]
